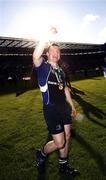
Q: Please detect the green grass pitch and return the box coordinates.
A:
[0,77,106,180]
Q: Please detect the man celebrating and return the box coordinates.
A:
[33,27,80,176]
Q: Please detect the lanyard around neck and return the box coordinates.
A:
[52,66,62,84]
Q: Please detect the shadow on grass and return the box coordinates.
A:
[72,94,106,128]
[72,129,106,176]
[37,172,75,180]
[59,174,75,180]
[37,173,46,180]
[71,87,85,96]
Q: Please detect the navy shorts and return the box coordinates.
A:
[43,103,72,135]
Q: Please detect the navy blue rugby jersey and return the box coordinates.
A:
[35,59,67,105]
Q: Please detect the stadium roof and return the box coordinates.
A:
[0,36,105,56]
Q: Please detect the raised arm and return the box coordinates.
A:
[33,41,46,67]
[32,27,57,67]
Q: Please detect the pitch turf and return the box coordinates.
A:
[0,77,106,180]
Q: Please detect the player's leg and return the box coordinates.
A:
[43,132,65,154]
[36,131,65,173]
[59,124,80,176]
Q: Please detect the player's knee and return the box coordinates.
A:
[56,140,65,149]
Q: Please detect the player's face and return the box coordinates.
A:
[47,45,60,63]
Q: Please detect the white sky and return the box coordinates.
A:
[0,0,106,44]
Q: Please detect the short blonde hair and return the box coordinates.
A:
[46,43,60,53]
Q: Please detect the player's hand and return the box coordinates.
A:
[50,27,58,35]
[71,106,77,118]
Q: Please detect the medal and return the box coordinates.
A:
[59,84,63,90]
[52,66,64,90]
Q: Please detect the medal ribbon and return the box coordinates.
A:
[52,67,63,90]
